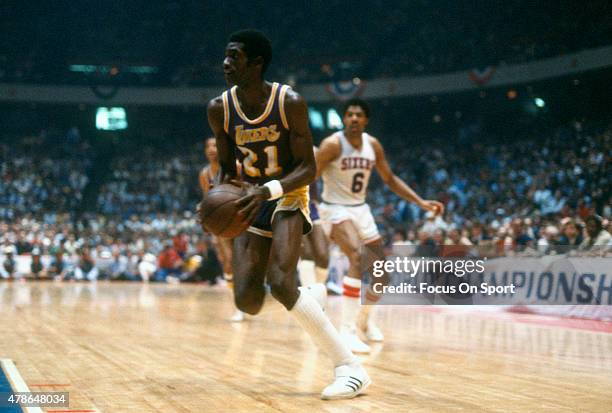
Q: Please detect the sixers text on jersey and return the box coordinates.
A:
[321,131,376,205]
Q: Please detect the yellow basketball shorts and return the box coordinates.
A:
[247,186,312,238]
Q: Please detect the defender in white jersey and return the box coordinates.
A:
[320,129,379,242]
[316,99,444,353]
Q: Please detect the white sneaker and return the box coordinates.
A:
[341,328,371,354]
[326,280,343,296]
[299,283,327,310]
[321,363,371,400]
[361,322,384,342]
[230,309,245,322]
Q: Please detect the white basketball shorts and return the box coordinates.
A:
[318,202,381,243]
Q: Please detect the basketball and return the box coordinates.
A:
[198,184,250,237]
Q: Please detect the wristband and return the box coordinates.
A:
[264,180,284,200]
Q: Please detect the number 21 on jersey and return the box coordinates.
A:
[238,145,282,178]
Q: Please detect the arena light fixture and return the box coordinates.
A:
[327,108,343,130]
[308,108,324,130]
[70,64,158,74]
[96,107,128,131]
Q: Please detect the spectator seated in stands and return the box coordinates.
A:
[109,250,129,281]
[537,225,560,255]
[187,239,222,285]
[138,252,157,283]
[172,231,189,260]
[579,215,612,254]
[29,249,47,279]
[49,251,69,280]
[71,248,99,281]
[155,243,184,282]
[1,246,17,280]
[555,218,583,254]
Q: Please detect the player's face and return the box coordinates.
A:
[343,105,369,134]
[223,42,249,86]
[205,138,218,162]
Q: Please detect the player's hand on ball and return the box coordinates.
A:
[233,181,269,223]
[422,200,444,216]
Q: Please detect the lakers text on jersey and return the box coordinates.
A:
[222,82,293,184]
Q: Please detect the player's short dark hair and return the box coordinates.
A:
[342,98,370,118]
[229,29,272,75]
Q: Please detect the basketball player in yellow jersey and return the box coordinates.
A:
[206,30,369,399]
[316,98,444,354]
[199,137,245,322]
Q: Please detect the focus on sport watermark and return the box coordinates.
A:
[354,245,612,305]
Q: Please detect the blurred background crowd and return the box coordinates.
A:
[1,1,611,86]
[1,114,609,282]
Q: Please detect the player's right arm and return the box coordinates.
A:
[315,135,341,179]
[207,97,237,184]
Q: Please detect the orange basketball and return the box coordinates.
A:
[198,184,250,238]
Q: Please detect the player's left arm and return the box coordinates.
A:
[278,90,316,192]
[371,137,444,215]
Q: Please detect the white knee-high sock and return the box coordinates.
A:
[297,259,316,286]
[290,291,356,367]
[314,266,328,283]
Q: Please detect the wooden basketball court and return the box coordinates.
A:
[0,281,610,412]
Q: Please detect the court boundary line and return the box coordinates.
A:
[0,359,44,413]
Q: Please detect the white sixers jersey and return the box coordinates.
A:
[321,132,377,205]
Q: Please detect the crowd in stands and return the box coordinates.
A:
[0,135,91,222]
[0,213,221,282]
[96,148,200,216]
[2,1,611,86]
[1,117,610,282]
[370,120,611,256]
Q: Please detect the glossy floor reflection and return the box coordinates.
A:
[0,281,610,412]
